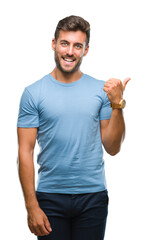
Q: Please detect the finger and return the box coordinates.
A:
[123,77,131,90]
[30,222,50,236]
[44,217,52,232]
[38,224,50,236]
[104,80,119,88]
[107,78,120,84]
[31,226,42,236]
[104,82,112,88]
[103,87,109,93]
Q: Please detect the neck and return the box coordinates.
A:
[50,68,83,84]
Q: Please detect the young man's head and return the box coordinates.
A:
[52,15,90,74]
[54,15,90,47]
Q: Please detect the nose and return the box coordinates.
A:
[66,44,74,56]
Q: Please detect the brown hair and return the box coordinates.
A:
[54,15,90,46]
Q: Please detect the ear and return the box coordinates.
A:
[83,44,89,57]
[52,38,56,51]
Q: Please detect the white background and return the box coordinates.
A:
[0,0,147,239]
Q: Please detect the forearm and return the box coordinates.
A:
[18,150,39,210]
[102,109,125,155]
[17,128,52,236]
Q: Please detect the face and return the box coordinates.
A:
[52,30,89,74]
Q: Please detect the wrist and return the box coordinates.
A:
[25,199,39,211]
[110,99,126,109]
[111,108,123,115]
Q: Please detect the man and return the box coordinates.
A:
[17,15,130,240]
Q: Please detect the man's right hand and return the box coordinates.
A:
[27,206,52,236]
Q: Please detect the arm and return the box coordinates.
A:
[100,110,125,156]
[17,127,52,236]
[100,77,130,156]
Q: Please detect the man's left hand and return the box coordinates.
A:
[103,77,131,104]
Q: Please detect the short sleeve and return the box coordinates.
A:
[17,88,39,128]
[99,92,112,120]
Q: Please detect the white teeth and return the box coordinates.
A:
[64,58,74,62]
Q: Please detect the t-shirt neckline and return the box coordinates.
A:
[48,73,85,87]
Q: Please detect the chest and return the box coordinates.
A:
[38,86,103,123]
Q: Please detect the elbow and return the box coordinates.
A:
[105,146,121,156]
[103,136,124,156]
[108,150,120,156]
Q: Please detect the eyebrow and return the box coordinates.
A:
[60,40,84,46]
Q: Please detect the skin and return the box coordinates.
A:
[17,30,130,237]
[51,30,89,83]
[102,77,130,155]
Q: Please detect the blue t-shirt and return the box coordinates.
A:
[17,73,112,194]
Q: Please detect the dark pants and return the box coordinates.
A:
[36,190,109,240]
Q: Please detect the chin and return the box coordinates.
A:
[57,64,77,74]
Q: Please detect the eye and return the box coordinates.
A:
[61,42,67,46]
[75,44,82,49]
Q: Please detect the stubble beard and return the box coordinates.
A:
[54,49,83,74]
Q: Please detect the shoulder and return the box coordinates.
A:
[84,74,105,87]
[20,74,50,107]
[83,74,106,96]
[84,74,109,103]
[26,74,50,95]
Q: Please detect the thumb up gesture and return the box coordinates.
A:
[103,77,131,104]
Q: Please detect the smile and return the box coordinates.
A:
[62,57,76,63]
